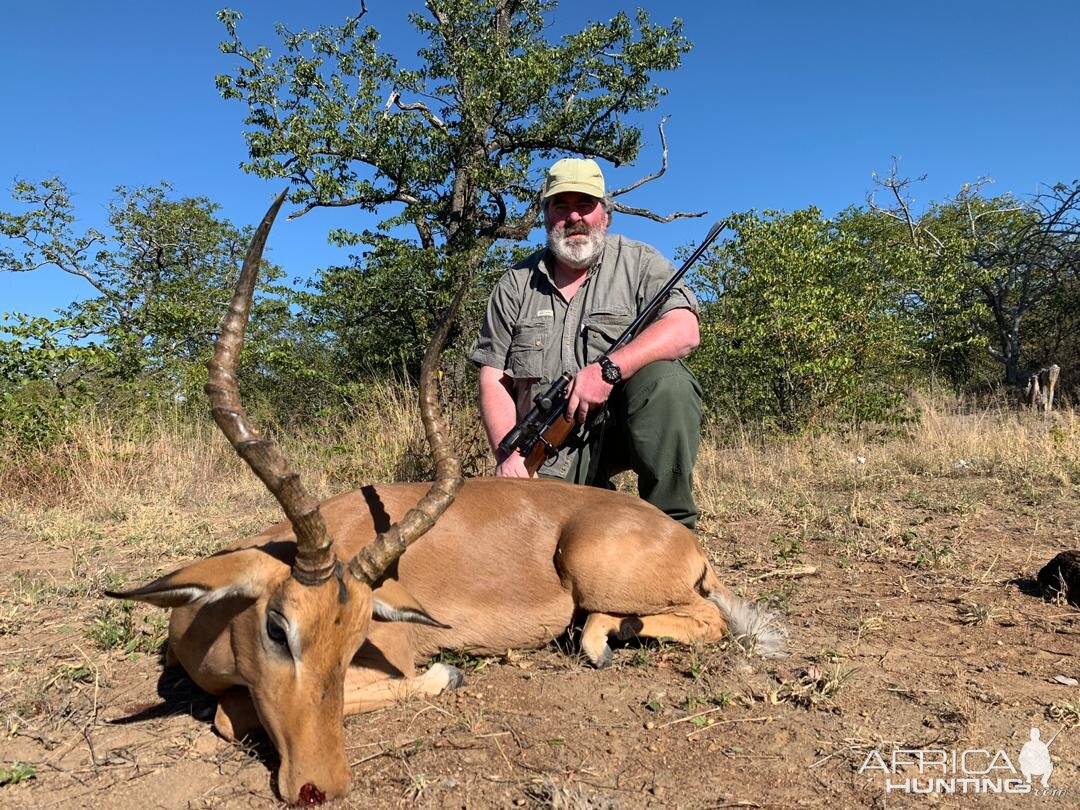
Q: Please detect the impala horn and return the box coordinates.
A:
[205,190,336,586]
[347,278,468,586]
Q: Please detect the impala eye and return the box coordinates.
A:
[266,611,289,648]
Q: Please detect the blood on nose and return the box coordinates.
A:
[297,783,326,805]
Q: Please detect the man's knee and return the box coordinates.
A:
[623,360,701,417]
[622,362,704,438]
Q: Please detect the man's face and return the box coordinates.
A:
[545,192,608,270]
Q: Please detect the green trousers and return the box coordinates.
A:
[544,360,703,530]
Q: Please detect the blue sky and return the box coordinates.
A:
[3,0,1078,318]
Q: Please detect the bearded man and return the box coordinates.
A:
[469,158,703,529]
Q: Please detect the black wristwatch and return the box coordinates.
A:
[598,356,622,385]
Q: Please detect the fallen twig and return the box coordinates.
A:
[687,714,774,741]
[751,565,818,582]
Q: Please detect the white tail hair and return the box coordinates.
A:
[708,591,789,659]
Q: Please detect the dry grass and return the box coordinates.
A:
[694,394,1080,575]
[698,394,1079,523]
[0,381,491,574]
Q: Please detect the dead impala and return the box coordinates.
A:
[108,193,786,805]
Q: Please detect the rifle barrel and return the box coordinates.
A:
[606,217,729,356]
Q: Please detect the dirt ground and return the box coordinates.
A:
[2,462,1079,809]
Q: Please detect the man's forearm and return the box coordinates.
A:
[478,365,519,456]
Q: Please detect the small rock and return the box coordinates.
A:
[1053,675,1079,687]
[644,721,655,730]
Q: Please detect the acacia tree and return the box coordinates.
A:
[216,0,701,377]
[0,178,292,402]
[869,167,1080,386]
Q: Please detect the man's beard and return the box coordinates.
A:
[548,221,606,269]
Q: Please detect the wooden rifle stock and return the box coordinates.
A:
[523,412,575,475]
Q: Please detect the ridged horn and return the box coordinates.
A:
[205,190,336,587]
[347,279,469,586]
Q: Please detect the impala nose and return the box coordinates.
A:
[297,783,326,805]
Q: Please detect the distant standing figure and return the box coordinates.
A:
[1025,364,1061,413]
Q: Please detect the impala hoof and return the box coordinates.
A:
[445,664,466,690]
[429,662,466,691]
[591,644,613,669]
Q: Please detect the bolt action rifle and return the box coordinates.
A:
[497,218,729,475]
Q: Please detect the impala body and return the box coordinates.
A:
[119,479,781,803]
[110,193,784,805]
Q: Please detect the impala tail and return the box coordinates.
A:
[703,569,789,659]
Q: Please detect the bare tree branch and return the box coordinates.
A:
[491,201,543,241]
[611,201,706,223]
[385,90,448,132]
[610,117,671,197]
[286,191,419,220]
[867,159,944,252]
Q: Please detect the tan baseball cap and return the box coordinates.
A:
[541,158,605,200]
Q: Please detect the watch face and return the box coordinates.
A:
[601,361,621,384]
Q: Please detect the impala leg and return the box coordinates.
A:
[213,686,262,741]
[342,624,465,714]
[343,663,465,714]
[581,601,729,668]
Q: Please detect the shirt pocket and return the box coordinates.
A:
[506,322,547,380]
[582,306,635,362]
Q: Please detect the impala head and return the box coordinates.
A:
[109,191,465,805]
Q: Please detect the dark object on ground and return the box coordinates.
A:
[1037,550,1080,606]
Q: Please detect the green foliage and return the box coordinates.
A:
[0,763,36,787]
[0,178,334,436]
[865,171,1080,388]
[86,599,169,655]
[301,241,526,397]
[216,1,688,238]
[0,311,113,448]
[0,179,291,396]
[840,205,993,390]
[1025,269,1080,389]
[692,208,916,431]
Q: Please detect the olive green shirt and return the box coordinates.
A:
[469,233,698,477]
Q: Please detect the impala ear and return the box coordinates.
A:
[371,579,452,629]
[106,549,269,608]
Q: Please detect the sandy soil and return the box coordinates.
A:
[2,474,1079,809]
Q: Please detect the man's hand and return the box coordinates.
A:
[566,363,613,424]
[495,449,534,478]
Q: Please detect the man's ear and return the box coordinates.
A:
[371,579,451,629]
[105,549,269,608]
